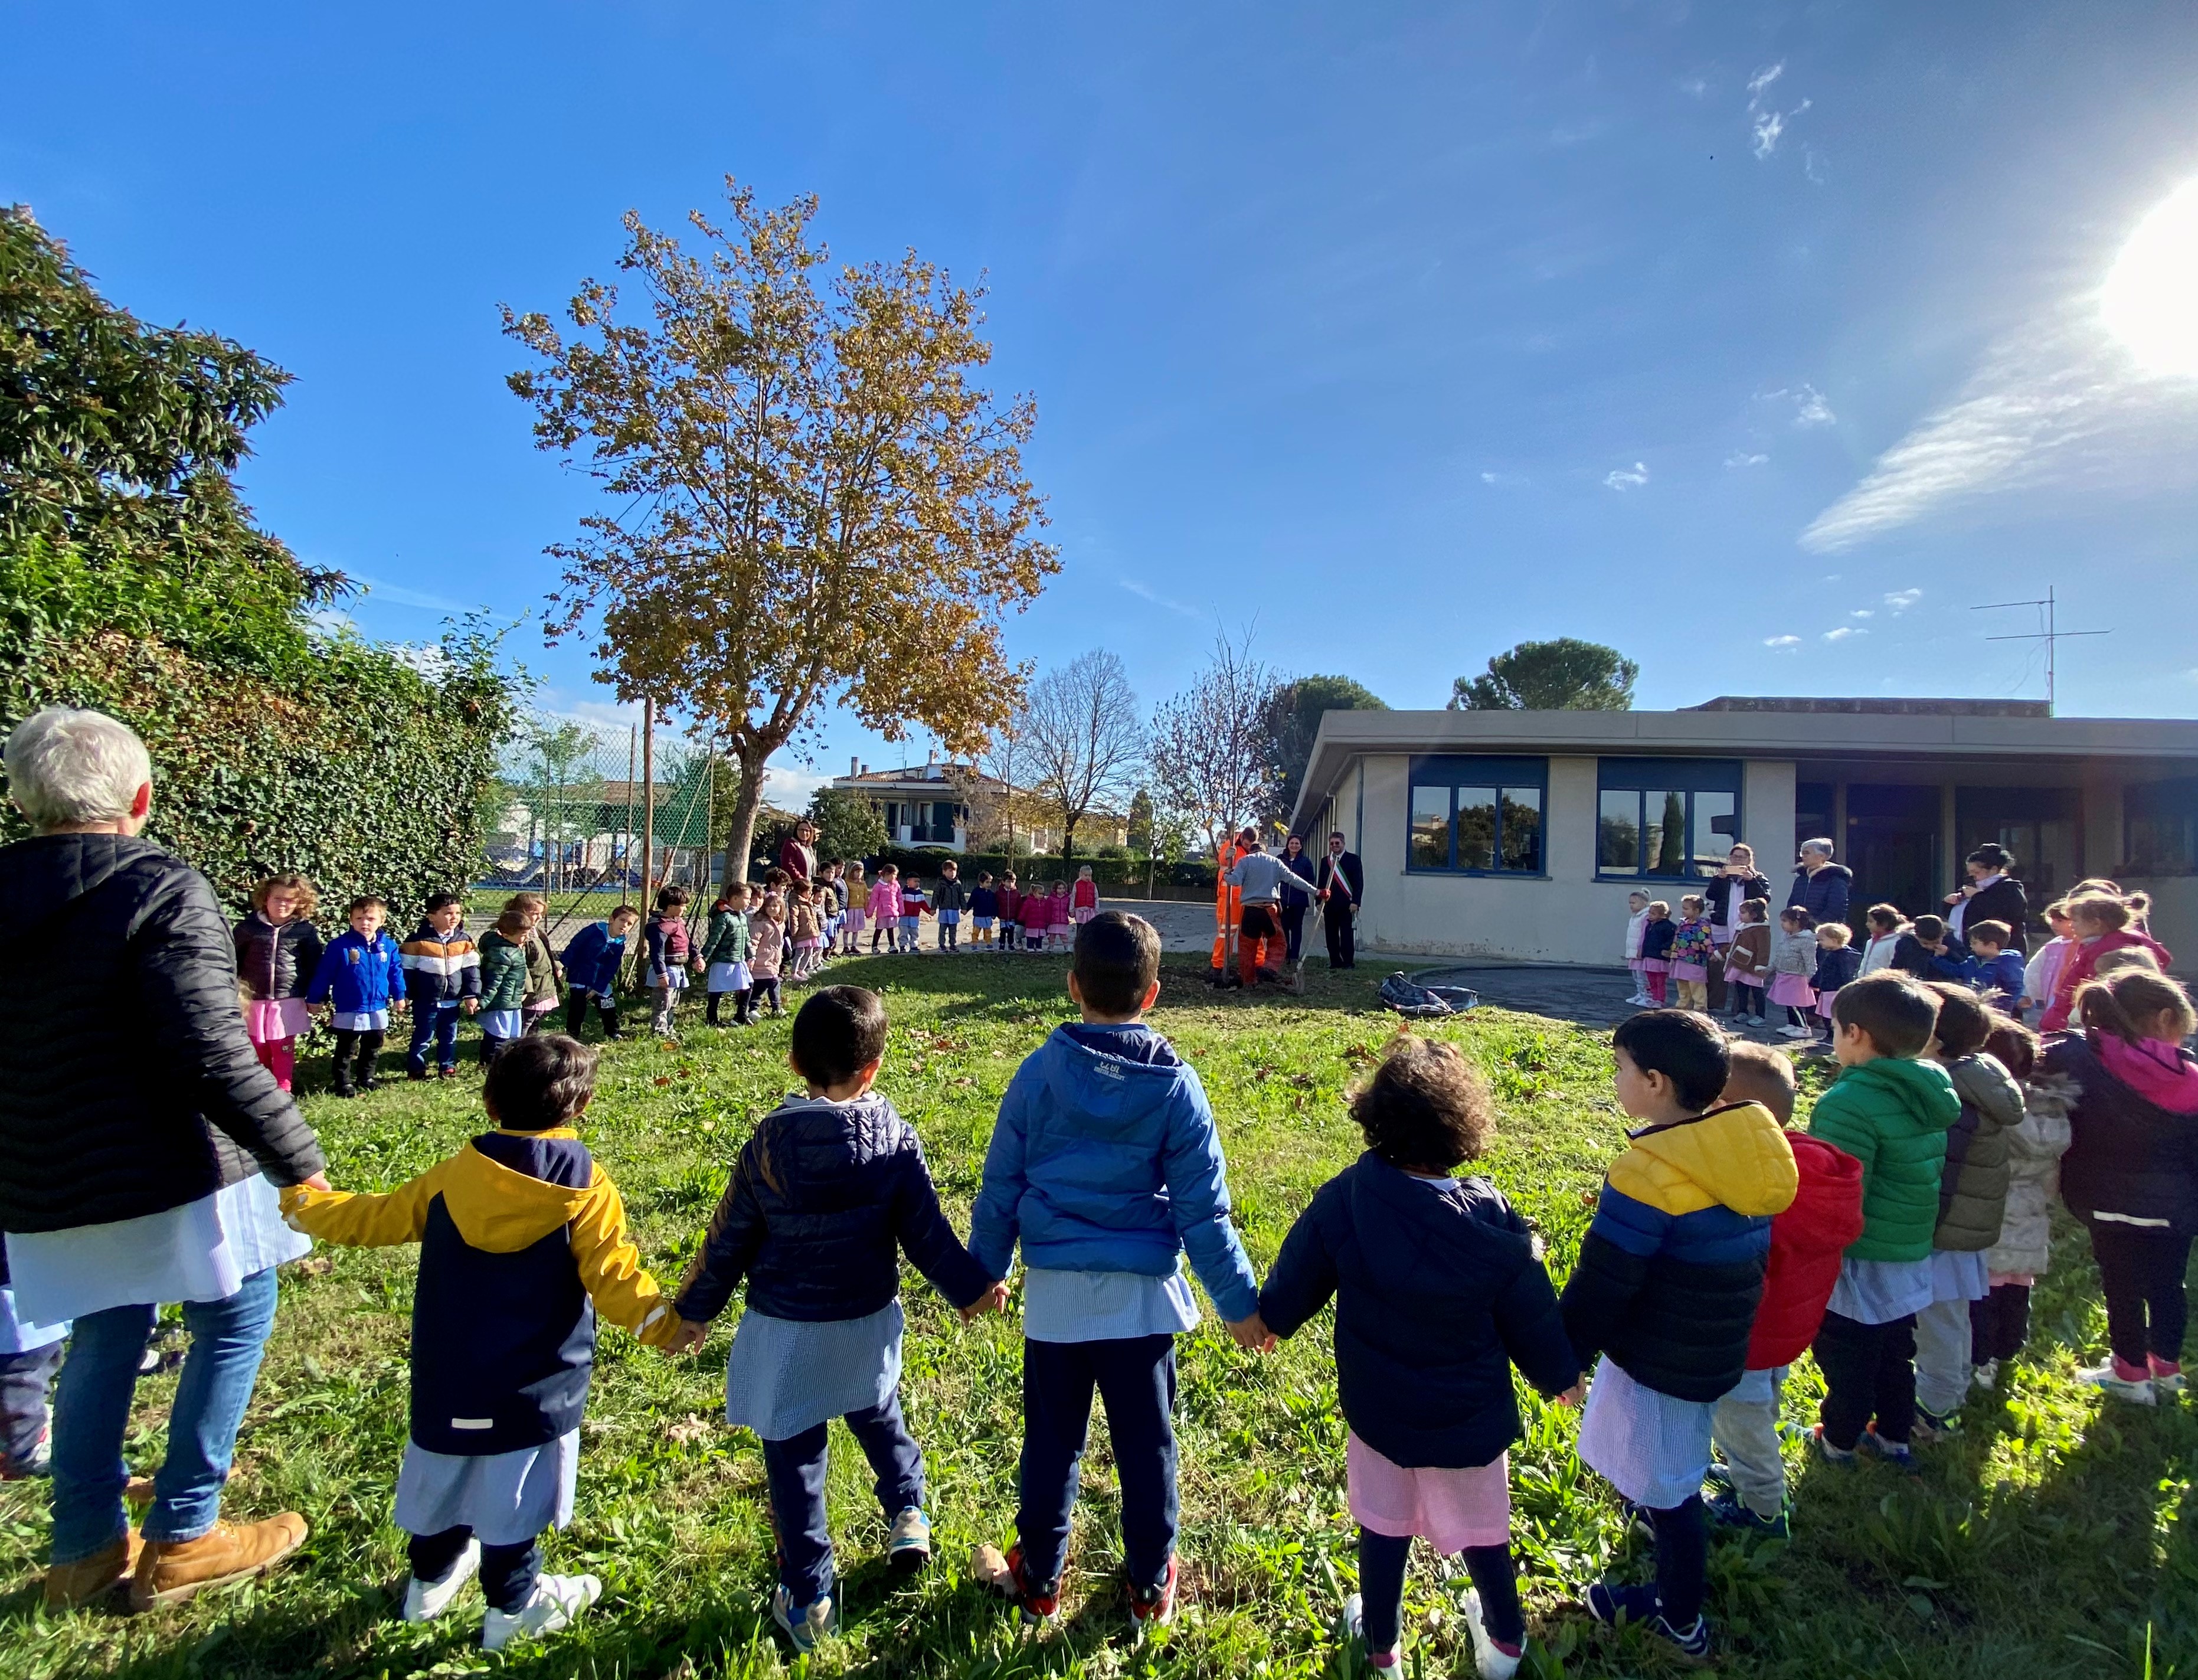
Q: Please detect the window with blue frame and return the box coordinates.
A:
[1407,756,1546,875]
[1597,759,1743,880]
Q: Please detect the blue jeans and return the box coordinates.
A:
[50,1267,279,1563]
[407,1001,462,1073]
[760,1393,924,1604]
[1017,1333,1178,1593]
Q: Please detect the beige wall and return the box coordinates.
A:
[1355,754,1803,966]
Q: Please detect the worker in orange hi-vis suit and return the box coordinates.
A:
[1208,831,1250,983]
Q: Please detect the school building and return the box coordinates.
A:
[1289,697,2198,969]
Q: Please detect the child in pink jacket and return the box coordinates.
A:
[866,866,903,955]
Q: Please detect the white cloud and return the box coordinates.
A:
[1849,609,1874,619]
[1745,61,1810,159]
[1604,460,1650,490]
[764,762,834,805]
[1679,76,1709,99]
[1801,299,2198,552]
[1822,626,1867,642]
[1726,451,1769,468]
[1804,146,1829,185]
[1759,385,1836,427]
[354,576,483,614]
[1883,588,1924,612]
[1764,634,1802,648]
[1117,576,1201,619]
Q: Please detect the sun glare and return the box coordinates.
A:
[2101,175,2198,378]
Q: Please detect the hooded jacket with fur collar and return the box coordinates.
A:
[1559,1101,1798,1401]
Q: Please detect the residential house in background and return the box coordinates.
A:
[831,757,1130,854]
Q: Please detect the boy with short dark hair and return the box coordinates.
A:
[311,895,408,1096]
[931,860,967,953]
[669,987,999,1653]
[969,911,1268,1630]
[1804,973,1960,1470]
[1561,1011,1797,1659]
[1965,920,2024,1009]
[560,906,639,1040]
[402,893,481,1080]
[969,871,999,949]
[1703,1045,1865,1535]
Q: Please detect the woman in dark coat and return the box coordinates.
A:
[1945,842,2029,955]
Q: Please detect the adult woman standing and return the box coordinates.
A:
[1945,843,2029,955]
[1278,833,1317,968]
[1703,844,1771,1015]
[0,708,327,1610]
[1786,838,1853,927]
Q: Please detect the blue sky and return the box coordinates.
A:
[8,3,2196,799]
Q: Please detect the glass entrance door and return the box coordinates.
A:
[1845,783,1941,920]
[1955,787,2082,922]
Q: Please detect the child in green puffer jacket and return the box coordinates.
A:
[476,910,532,1065]
[1805,973,1961,1469]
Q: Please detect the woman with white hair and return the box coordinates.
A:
[0,706,329,1612]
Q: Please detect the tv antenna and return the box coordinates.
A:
[1970,585,2109,717]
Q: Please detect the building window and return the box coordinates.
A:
[1597,760,1742,880]
[1407,756,1546,875]
[2125,777,2198,877]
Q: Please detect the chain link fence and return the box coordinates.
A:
[474,710,719,947]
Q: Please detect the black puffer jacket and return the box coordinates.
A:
[673,1091,992,1323]
[0,835,326,1234]
[233,913,325,1001]
[1787,862,1854,927]
[1258,1153,1578,1469]
[1703,871,1771,929]
[2049,1032,2198,1234]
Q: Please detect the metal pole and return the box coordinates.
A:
[641,698,656,907]
[623,725,637,894]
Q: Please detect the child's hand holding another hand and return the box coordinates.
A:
[1556,1375,1588,1407]
[1228,1310,1278,1354]
[663,1319,710,1356]
[960,1281,1011,1323]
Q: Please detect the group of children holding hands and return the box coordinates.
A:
[223,893,2197,1666]
[231,876,567,1091]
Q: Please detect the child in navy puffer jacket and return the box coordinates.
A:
[1260,1037,1579,1680]
[669,987,998,1653]
[968,911,1266,1632]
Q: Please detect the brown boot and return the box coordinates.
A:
[44,1531,142,1610]
[130,1513,308,1610]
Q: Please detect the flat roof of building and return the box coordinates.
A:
[1290,705,2198,829]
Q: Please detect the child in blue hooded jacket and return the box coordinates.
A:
[309,894,408,1096]
[969,911,1267,1630]
[1260,1037,1580,1680]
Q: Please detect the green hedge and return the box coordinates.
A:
[0,542,518,930]
[864,844,1215,897]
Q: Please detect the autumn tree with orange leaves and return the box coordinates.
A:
[503,179,1058,882]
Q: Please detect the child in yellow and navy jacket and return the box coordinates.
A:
[1560,1010,1797,1662]
[282,1035,676,1652]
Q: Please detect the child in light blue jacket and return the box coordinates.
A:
[968,911,1266,1630]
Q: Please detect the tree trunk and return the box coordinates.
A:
[720,738,772,885]
[1061,812,1078,867]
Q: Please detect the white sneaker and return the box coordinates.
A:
[1778,1025,1811,1038]
[1971,1358,2000,1394]
[1461,1586,1523,1679]
[2075,1361,2157,1406]
[482,1573,603,1650]
[401,1539,479,1622]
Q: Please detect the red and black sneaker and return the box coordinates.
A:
[1128,1555,1178,1630]
[973,1542,1060,1626]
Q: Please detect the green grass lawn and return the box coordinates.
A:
[4,953,2194,1679]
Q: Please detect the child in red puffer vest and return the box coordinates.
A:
[1706,1044,1864,1535]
